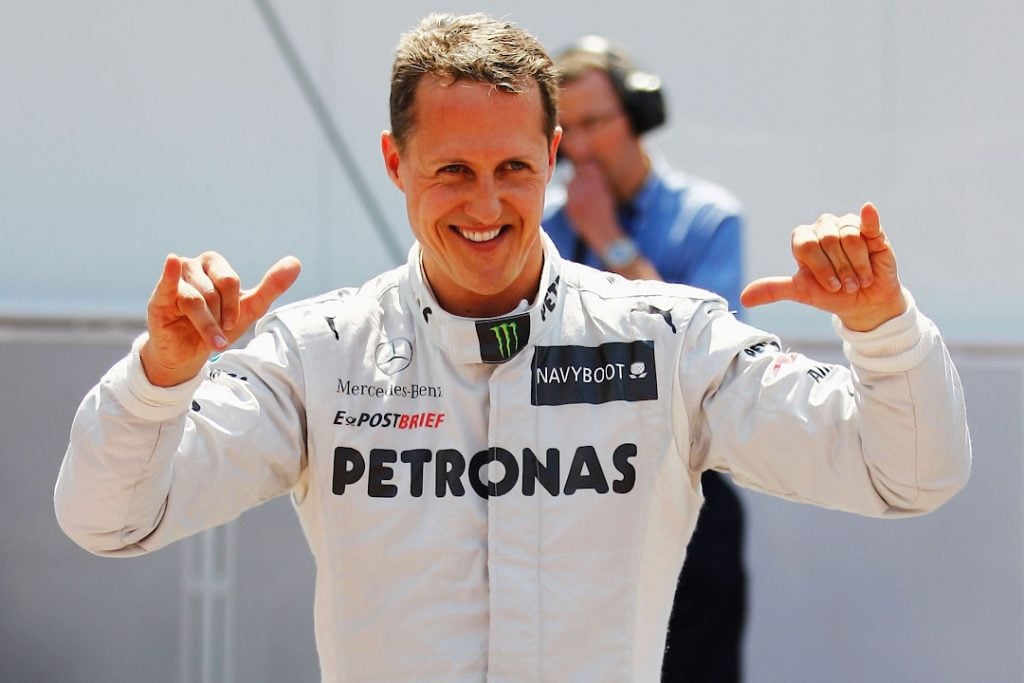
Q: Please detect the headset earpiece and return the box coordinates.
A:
[565,36,666,135]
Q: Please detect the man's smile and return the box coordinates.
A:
[454,226,506,243]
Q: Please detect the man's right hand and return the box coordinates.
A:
[140,252,302,387]
[564,161,660,280]
[564,160,621,250]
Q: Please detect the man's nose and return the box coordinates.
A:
[464,177,503,224]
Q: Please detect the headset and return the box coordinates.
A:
[559,35,666,135]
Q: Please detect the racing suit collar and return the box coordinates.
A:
[402,230,566,365]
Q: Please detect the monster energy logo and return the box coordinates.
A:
[476,313,531,364]
[491,322,520,359]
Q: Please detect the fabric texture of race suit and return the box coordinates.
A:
[55,232,971,683]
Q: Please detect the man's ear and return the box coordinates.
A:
[381,131,404,191]
[547,127,563,182]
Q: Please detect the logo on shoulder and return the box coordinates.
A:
[208,368,247,382]
[807,364,834,383]
[743,339,781,357]
[375,338,413,375]
[631,303,676,333]
[531,341,658,406]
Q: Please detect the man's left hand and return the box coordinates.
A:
[740,203,906,331]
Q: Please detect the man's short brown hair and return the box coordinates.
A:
[389,13,560,149]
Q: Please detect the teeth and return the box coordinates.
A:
[458,227,501,243]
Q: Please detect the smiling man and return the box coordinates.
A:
[55,13,971,683]
[381,71,557,318]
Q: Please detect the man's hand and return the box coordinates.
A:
[740,203,906,331]
[141,252,302,387]
[564,160,622,250]
[564,160,660,280]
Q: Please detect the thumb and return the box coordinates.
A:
[238,256,303,329]
[860,202,882,241]
[740,276,799,308]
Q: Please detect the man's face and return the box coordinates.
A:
[557,69,639,177]
[382,75,560,318]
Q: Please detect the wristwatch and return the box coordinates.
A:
[601,236,640,269]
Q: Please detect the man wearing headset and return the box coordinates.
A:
[544,37,747,682]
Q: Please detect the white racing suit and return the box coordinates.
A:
[55,233,971,682]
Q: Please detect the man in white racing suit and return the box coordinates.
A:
[54,12,971,683]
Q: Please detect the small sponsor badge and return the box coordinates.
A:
[531,341,658,406]
[475,313,531,364]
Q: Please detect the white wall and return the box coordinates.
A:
[3,0,1022,340]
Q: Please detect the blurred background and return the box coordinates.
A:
[2,1,1021,681]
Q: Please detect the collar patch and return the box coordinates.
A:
[475,313,531,363]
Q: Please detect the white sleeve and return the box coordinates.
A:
[54,321,307,556]
[680,294,971,517]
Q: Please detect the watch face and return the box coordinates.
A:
[604,237,639,268]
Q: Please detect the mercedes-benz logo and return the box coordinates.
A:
[375,338,413,375]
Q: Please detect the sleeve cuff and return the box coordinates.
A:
[831,289,937,373]
[107,333,205,421]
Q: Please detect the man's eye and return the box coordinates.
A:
[505,161,528,171]
[440,165,466,174]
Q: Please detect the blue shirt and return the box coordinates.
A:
[543,160,744,315]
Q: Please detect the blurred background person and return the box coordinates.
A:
[544,36,747,682]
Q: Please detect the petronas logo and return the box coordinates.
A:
[490,321,520,359]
